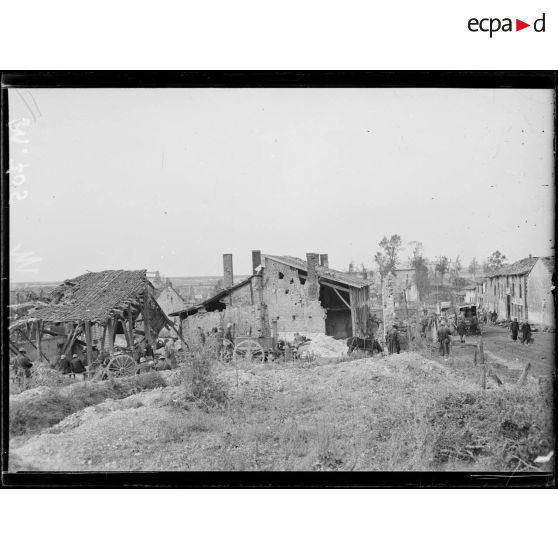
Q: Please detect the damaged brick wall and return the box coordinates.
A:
[262,259,326,334]
[179,281,263,345]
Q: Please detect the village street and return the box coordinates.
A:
[477,326,555,379]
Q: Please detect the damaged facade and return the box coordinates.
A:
[171,251,371,343]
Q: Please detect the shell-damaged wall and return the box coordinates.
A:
[180,281,262,345]
[262,259,326,334]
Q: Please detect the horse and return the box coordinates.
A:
[346,335,383,355]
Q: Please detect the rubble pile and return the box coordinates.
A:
[283,332,348,359]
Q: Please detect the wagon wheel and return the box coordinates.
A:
[233,339,265,363]
[107,354,138,376]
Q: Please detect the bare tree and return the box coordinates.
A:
[468,257,480,279]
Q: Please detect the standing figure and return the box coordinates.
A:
[437,321,452,358]
[510,317,520,341]
[521,321,533,344]
[165,337,177,367]
[456,318,467,343]
[387,325,400,355]
[58,354,72,375]
[15,349,33,387]
[70,353,86,380]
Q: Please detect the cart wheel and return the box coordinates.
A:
[107,354,138,376]
[233,340,265,363]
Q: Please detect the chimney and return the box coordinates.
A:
[252,250,262,274]
[306,253,319,300]
[319,254,329,268]
[223,253,234,289]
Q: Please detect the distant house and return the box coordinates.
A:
[392,267,418,303]
[457,285,477,304]
[156,283,186,319]
[156,283,186,334]
[475,279,487,308]
[482,256,555,326]
[170,251,371,341]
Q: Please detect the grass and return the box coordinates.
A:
[9,371,167,437]
[9,345,555,473]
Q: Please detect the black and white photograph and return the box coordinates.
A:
[2,73,555,483]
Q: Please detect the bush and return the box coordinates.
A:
[185,353,228,409]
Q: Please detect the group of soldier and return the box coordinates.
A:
[12,334,181,388]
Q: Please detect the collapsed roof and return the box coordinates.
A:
[16,269,153,324]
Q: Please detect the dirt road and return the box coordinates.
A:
[477,326,554,379]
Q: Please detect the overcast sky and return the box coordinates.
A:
[9,87,554,282]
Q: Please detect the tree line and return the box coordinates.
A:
[348,234,508,300]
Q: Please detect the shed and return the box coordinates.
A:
[9,269,179,365]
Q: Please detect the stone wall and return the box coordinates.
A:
[262,258,325,335]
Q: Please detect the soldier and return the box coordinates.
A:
[58,354,72,375]
[70,353,86,380]
[387,325,400,355]
[15,349,33,387]
[456,318,467,343]
[420,310,429,338]
[155,355,172,371]
[510,317,520,341]
[437,321,452,358]
[521,321,533,344]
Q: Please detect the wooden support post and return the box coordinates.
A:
[349,289,358,337]
[19,327,51,364]
[517,362,531,387]
[149,295,190,350]
[85,320,93,368]
[478,336,485,364]
[62,323,79,356]
[107,318,115,353]
[128,303,135,355]
[36,320,43,363]
[100,323,107,355]
[121,318,131,349]
[143,291,152,344]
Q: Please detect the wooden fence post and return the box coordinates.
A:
[481,364,487,390]
[517,362,531,387]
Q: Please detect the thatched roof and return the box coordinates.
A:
[22,270,149,323]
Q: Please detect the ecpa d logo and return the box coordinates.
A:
[468,13,545,37]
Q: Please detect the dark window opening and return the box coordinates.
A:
[299,276,306,285]
[292,315,296,320]
[285,289,289,294]
[278,272,284,279]
[290,278,294,284]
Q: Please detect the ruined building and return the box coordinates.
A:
[171,251,371,342]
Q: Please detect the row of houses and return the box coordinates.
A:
[474,256,555,326]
